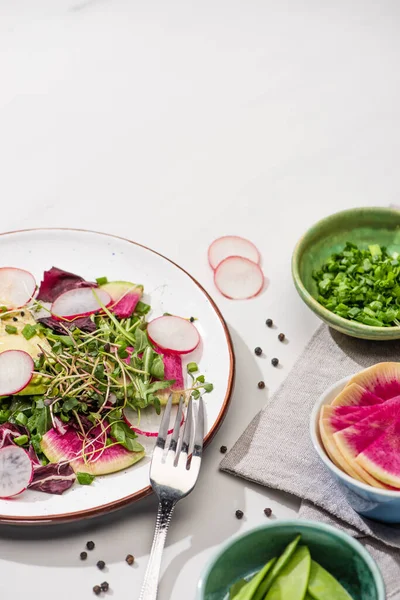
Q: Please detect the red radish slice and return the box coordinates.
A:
[208,236,260,270]
[51,288,111,320]
[214,256,264,299]
[123,404,184,437]
[0,267,36,309]
[0,445,33,498]
[0,350,34,395]
[147,316,200,354]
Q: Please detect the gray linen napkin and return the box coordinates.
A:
[220,325,400,594]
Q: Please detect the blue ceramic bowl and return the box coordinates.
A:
[311,376,400,523]
[196,520,385,600]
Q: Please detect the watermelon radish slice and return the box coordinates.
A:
[41,427,144,475]
[0,350,34,396]
[330,383,384,408]
[344,362,400,401]
[51,288,111,321]
[0,445,33,498]
[0,267,36,309]
[208,236,260,270]
[333,396,400,487]
[100,281,143,318]
[147,316,200,354]
[214,256,264,300]
[356,418,400,488]
[123,404,184,437]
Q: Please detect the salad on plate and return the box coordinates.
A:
[0,266,212,498]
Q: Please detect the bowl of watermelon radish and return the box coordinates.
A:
[311,362,400,523]
[197,520,385,600]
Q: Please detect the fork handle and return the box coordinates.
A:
[138,498,176,600]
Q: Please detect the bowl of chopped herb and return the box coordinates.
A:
[292,206,400,340]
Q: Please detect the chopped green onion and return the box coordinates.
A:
[22,324,37,340]
[14,435,29,446]
[5,325,17,334]
[96,276,108,286]
[15,412,28,425]
[77,472,96,485]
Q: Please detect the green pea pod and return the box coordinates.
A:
[307,560,353,600]
[232,558,276,600]
[265,546,311,600]
[253,534,301,600]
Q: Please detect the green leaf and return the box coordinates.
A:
[150,354,164,379]
[134,327,150,353]
[187,362,198,373]
[27,406,49,436]
[77,472,96,485]
[22,324,37,340]
[5,324,17,334]
[191,389,200,399]
[135,301,151,315]
[62,397,79,412]
[203,383,214,393]
[110,421,144,452]
[144,379,175,396]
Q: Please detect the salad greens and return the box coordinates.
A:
[0,266,212,496]
[313,242,400,327]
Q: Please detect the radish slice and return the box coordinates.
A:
[208,236,260,270]
[214,256,264,299]
[0,445,33,498]
[0,267,36,309]
[147,316,200,354]
[123,404,184,437]
[51,288,111,320]
[0,350,34,395]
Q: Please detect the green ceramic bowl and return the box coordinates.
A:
[196,520,385,600]
[292,206,400,340]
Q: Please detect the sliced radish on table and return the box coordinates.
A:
[51,288,111,320]
[0,267,36,309]
[208,236,260,270]
[123,404,184,437]
[0,445,33,498]
[214,256,264,299]
[147,316,200,354]
[0,350,34,395]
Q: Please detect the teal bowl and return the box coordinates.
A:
[292,206,400,340]
[196,520,385,600]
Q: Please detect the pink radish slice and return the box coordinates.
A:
[123,405,184,437]
[51,288,111,320]
[0,267,36,309]
[214,256,264,299]
[0,350,34,395]
[0,445,33,498]
[208,236,260,270]
[147,316,200,354]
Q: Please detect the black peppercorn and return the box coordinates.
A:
[220,445,227,454]
[258,381,265,389]
[97,560,106,570]
[266,319,273,327]
[86,541,95,550]
[264,507,272,517]
[101,582,109,592]
[21,311,25,317]
[189,316,195,322]
[80,551,87,560]
[93,586,101,596]
[126,554,135,565]
[235,509,244,519]
[254,347,262,356]
[278,333,285,342]
[271,358,279,367]
[12,316,18,322]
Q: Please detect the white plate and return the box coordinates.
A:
[0,229,234,524]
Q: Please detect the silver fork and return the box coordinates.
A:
[138,394,205,600]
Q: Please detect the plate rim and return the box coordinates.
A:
[0,227,235,525]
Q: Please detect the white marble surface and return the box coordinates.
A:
[0,1,400,598]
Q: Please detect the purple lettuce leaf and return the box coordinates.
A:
[37,266,97,302]
[0,423,23,449]
[38,315,96,334]
[28,462,76,495]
